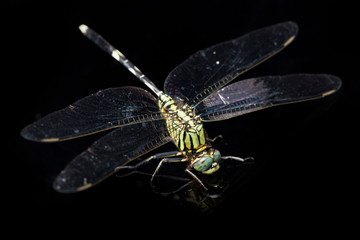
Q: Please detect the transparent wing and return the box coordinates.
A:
[198,74,342,121]
[164,22,298,108]
[21,87,164,142]
[53,120,172,193]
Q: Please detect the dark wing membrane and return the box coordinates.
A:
[164,22,298,108]
[199,74,342,121]
[53,120,172,193]
[21,87,163,142]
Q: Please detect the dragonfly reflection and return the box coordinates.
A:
[21,22,341,193]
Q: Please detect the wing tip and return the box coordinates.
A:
[53,174,94,193]
[285,21,299,33]
[283,35,296,47]
[20,125,60,142]
[323,74,343,94]
[287,21,299,28]
[20,125,41,142]
[322,89,337,97]
[280,21,299,46]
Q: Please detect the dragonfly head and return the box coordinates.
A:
[192,148,221,174]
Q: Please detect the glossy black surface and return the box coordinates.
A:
[19,21,340,194]
[5,0,358,234]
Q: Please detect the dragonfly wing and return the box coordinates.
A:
[21,87,163,142]
[199,74,342,121]
[53,120,172,193]
[164,22,298,108]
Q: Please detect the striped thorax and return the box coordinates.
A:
[158,93,206,152]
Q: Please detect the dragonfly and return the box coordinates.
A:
[21,21,342,193]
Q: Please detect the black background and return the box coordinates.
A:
[4,0,358,235]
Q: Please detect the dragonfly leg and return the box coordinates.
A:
[221,156,254,162]
[206,135,223,143]
[185,169,208,191]
[150,158,209,192]
[150,157,187,185]
[115,151,182,173]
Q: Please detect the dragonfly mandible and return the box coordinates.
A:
[21,22,342,193]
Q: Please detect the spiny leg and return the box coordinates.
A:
[150,157,209,191]
[149,157,191,193]
[185,169,208,191]
[206,135,223,143]
[150,157,186,184]
[221,156,254,162]
[115,151,182,176]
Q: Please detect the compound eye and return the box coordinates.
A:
[213,150,221,162]
[193,156,213,172]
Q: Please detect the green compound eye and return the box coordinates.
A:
[193,156,213,172]
[213,150,221,162]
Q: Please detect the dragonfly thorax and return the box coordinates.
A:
[158,93,206,152]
